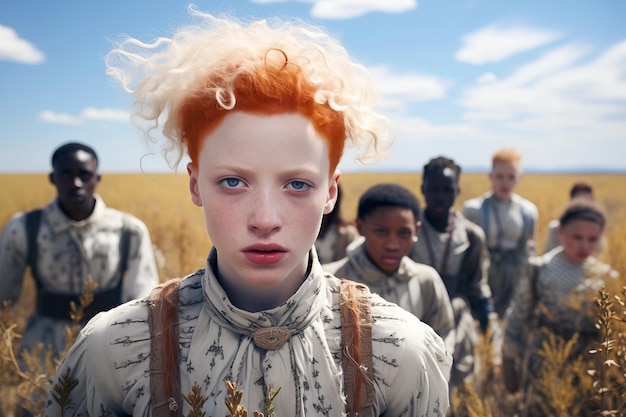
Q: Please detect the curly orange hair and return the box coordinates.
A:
[179,49,345,174]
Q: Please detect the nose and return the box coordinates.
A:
[248,191,282,234]
[72,176,84,188]
[580,239,595,256]
[384,234,401,251]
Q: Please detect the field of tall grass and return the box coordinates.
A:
[1,171,625,416]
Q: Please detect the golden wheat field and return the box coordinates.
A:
[1,171,626,416]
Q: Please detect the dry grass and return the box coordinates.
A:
[1,171,625,416]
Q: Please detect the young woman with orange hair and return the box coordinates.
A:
[46,7,451,417]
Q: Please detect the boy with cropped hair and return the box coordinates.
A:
[324,183,455,355]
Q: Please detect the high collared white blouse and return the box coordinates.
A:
[46,250,451,417]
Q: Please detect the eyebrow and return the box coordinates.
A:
[210,164,323,179]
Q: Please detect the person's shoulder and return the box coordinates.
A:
[2,211,28,230]
[403,257,441,279]
[402,259,448,292]
[0,209,38,242]
[529,253,548,267]
[76,272,204,368]
[462,195,485,209]
[322,256,350,275]
[461,194,487,219]
[369,292,452,390]
[120,210,148,227]
[457,212,487,241]
[338,224,359,242]
[514,194,539,215]
[104,207,151,234]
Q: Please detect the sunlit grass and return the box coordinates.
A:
[1,172,625,416]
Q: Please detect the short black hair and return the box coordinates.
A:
[423,156,461,183]
[569,181,593,199]
[559,198,605,230]
[357,183,421,221]
[51,142,99,169]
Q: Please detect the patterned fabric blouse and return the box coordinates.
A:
[503,247,619,360]
[324,242,456,356]
[0,195,159,355]
[46,249,452,417]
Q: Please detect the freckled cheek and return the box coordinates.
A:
[203,203,239,233]
[298,208,324,233]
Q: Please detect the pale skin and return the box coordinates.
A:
[187,111,340,312]
[557,219,603,264]
[489,161,521,201]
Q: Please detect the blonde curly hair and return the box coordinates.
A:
[106,5,394,172]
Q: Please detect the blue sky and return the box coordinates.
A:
[1,0,625,173]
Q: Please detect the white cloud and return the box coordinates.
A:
[38,111,81,125]
[81,108,130,122]
[456,24,562,65]
[309,0,417,19]
[477,73,497,84]
[0,25,45,64]
[344,39,626,172]
[459,39,626,128]
[39,108,130,125]
[369,66,450,112]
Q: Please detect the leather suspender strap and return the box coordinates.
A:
[340,279,375,417]
[148,278,183,417]
[25,209,43,283]
[26,209,130,320]
[148,277,375,417]
[119,216,132,277]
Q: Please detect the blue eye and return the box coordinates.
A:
[221,178,242,188]
[288,180,310,191]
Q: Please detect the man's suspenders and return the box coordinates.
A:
[25,209,132,321]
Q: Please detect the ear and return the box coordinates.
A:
[49,172,55,185]
[187,162,203,207]
[323,170,341,215]
[356,218,364,235]
[415,220,422,235]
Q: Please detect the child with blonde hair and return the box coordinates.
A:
[462,147,538,317]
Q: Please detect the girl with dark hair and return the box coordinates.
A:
[503,199,617,395]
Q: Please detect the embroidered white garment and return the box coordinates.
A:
[46,249,452,417]
[190,252,343,417]
[0,195,158,356]
[504,248,619,357]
